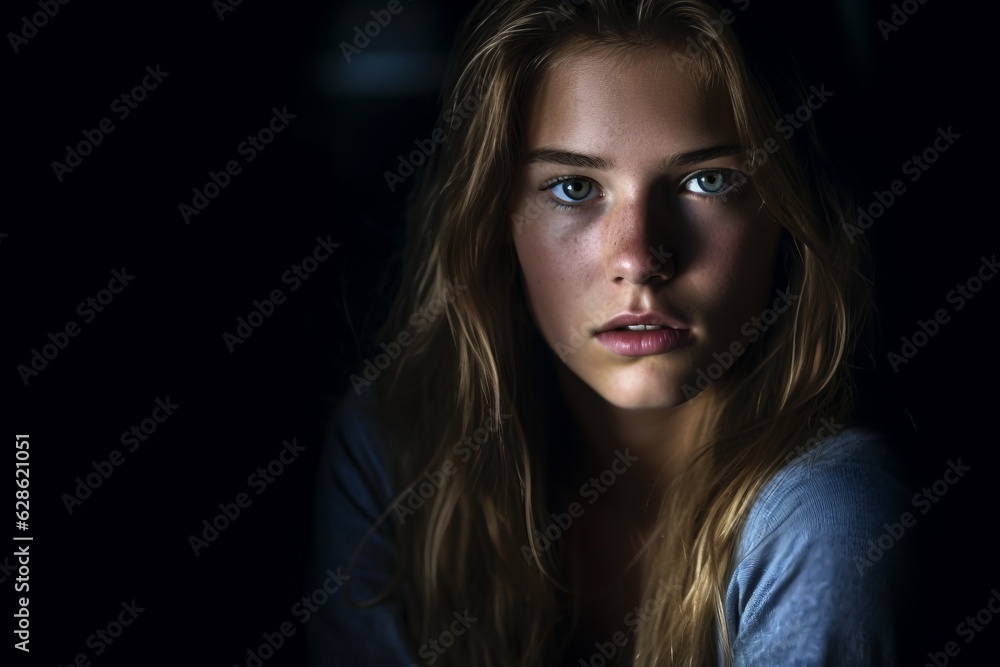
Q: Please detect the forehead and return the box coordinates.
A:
[524,45,738,161]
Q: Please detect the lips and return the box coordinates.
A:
[596,312,688,334]
[593,312,691,357]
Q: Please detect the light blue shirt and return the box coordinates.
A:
[717,424,913,665]
[306,385,912,665]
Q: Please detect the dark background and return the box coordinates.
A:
[4,0,996,665]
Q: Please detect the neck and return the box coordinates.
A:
[553,361,708,525]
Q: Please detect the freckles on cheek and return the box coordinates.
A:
[516,232,592,336]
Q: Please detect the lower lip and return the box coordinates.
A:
[594,328,691,357]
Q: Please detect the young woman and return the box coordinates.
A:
[308,1,914,664]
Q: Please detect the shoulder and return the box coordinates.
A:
[723,425,916,665]
[325,380,393,462]
[311,382,402,567]
[306,384,416,665]
[319,382,396,500]
[739,425,910,557]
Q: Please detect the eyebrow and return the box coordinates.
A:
[524,144,743,171]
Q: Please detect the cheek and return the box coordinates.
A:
[687,218,782,334]
[513,229,597,341]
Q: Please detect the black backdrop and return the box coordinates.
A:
[5,1,998,665]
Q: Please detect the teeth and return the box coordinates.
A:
[625,324,664,331]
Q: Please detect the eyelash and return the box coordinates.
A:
[538,175,599,211]
[682,169,748,203]
[538,169,748,211]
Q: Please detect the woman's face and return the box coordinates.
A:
[510,45,784,409]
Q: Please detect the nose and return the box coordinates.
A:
[606,187,676,285]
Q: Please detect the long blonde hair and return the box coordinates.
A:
[356,1,870,664]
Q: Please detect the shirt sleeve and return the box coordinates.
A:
[722,429,915,666]
[305,386,419,667]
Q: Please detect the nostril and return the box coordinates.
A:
[640,271,665,285]
[639,252,676,284]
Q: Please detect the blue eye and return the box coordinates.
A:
[545,176,598,206]
[683,169,746,198]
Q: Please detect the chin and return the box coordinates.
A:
[575,362,697,411]
[599,383,692,410]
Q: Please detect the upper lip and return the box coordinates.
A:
[596,312,689,333]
